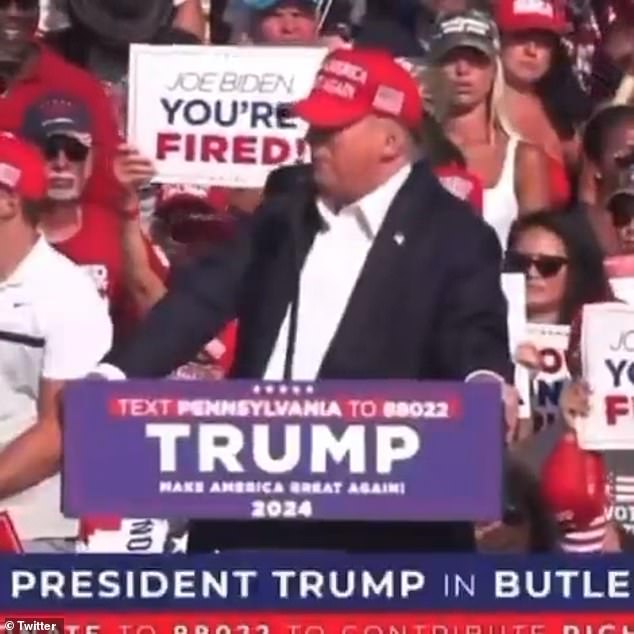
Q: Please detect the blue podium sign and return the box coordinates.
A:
[63,380,503,521]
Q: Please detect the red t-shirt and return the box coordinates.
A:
[52,204,166,335]
[2,44,120,206]
[548,156,572,208]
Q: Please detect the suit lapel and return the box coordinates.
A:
[319,163,439,377]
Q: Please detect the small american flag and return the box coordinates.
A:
[609,472,634,534]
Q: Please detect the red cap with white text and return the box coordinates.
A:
[495,0,568,35]
[0,133,47,200]
[292,48,423,130]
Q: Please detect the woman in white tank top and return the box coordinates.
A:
[428,9,552,248]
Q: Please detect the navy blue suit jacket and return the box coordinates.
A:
[108,160,513,552]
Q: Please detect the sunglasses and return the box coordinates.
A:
[0,0,38,10]
[43,135,90,163]
[504,252,568,278]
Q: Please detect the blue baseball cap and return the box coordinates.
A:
[21,94,93,148]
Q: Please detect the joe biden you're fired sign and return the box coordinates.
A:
[63,380,502,522]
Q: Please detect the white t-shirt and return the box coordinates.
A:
[39,0,189,32]
[0,237,113,540]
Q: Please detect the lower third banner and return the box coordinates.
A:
[2,613,632,634]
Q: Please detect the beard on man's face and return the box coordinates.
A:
[47,173,81,202]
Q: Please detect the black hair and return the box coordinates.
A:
[534,38,593,141]
[506,209,612,325]
[583,104,634,164]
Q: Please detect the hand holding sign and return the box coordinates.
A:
[560,380,591,430]
[113,144,156,216]
[514,342,541,375]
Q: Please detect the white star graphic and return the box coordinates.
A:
[252,385,261,394]
[169,533,189,554]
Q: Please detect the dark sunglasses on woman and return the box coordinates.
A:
[43,135,90,163]
[504,252,568,278]
[0,0,38,10]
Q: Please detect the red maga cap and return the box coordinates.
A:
[0,133,47,200]
[495,0,568,35]
[292,48,423,130]
[156,184,234,245]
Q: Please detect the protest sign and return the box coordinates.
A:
[514,323,570,471]
[501,273,530,418]
[63,380,503,522]
[527,323,570,431]
[579,303,634,450]
[606,254,634,305]
[128,45,327,187]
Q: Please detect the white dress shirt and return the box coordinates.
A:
[264,165,412,381]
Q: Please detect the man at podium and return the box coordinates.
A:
[97,49,515,552]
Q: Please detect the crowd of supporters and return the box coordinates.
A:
[1,0,634,553]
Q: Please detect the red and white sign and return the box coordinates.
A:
[128,45,327,188]
[515,323,570,472]
[579,302,634,450]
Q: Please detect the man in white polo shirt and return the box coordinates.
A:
[0,133,112,553]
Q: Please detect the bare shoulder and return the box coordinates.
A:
[515,141,548,171]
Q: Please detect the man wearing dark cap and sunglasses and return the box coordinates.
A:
[21,94,165,340]
[0,0,119,207]
[606,154,634,255]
